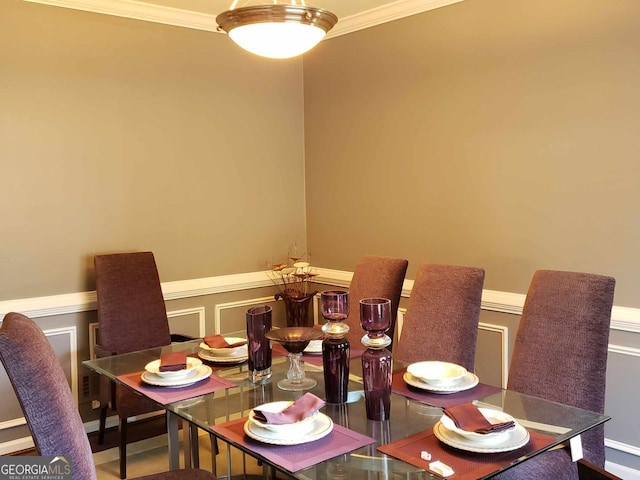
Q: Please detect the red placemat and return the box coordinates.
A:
[211,416,375,472]
[117,371,237,405]
[272,342,363,366]
[378,427,556,480]
[391,370,502,408]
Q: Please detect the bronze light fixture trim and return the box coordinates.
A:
[216,2,338,59]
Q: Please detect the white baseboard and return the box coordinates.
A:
[606,461,640,480]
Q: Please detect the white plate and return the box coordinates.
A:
[403,371,479,394]
[144,357,203,379]
[433,420,530,453]
[439,407,517,443]
[244,412,333,445]
[248,401,318,435]
[198,349,248,364]
[141,365,212,387]
[199,337,248,357]
[303,339,323,355]
[407,361,467,386]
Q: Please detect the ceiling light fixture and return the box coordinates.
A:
[216,1,338,59]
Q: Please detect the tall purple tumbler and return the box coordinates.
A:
[246,305,273,384]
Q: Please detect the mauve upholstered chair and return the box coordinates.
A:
[395,264,485,371]
[493,270,615,480]
[95,251,193,479]
[0,312,216,480]
[343,255,408,350]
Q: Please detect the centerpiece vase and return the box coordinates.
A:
[360,298,393,420]
[275,291,318,327]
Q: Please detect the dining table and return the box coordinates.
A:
[83,337,610,480]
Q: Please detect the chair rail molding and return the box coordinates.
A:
[1,267,639,333]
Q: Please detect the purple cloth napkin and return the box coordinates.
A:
[159,352,187,372]
[203,334,247,348]
[444,402,515,434]
[253,393,325,425]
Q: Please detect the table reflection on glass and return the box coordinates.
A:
[83,339,609,480]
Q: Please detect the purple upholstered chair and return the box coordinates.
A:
[343,255,408,350]
[95,251,193,479]
[493,270,616,480]
[395,264,485,371]
[0,312,216,480]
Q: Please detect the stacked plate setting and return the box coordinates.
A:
[434,407,530,453]
[243,401,334,445]
[142,357,212,387]
[198,337,249,364]
[404,361,479,394]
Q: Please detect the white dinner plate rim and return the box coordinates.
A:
[141,365,212,387]
[144,357,203,378]
[403,371,479,393]
[198,349,248,364]
[244,412,333,445]
[433,420,530,453]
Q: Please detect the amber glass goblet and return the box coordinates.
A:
[266,327,324,391]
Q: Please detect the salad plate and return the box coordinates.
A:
[403,371,479,394]
[198,349,248,364]
[141,365,212,387]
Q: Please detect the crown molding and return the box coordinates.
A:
[327,0,463,39]
[21,0,463,36]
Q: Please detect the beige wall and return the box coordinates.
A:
[0,0,306,300]
[303,0,640,306]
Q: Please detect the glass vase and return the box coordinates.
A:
[360,298,393,420]
[322,336,350,404]
[275,291,318,327]
[362,347,392,420]
[321,290,351,404]
[246,305,272,384]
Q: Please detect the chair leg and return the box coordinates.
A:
[98,405,108,444]
[119,417,127,479]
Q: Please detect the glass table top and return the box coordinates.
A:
[84,339,610,480]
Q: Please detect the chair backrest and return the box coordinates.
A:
[0,312,98,480]
[343,255,408,350]
[95,251,171,353]
[395,264,485,370]
[507,270,615,466]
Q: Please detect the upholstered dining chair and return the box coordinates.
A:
[94,251,194,479]
[343,255,408,350]
[394,263,485,371]
[493,270,616,480]
[0,312,216,480]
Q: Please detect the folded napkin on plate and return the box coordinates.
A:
[159,352,188,372]
[203,334,247,349]
[443,402,515,434]
[253,393,325,425]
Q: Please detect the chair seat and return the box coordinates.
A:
[492,448,578,480]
